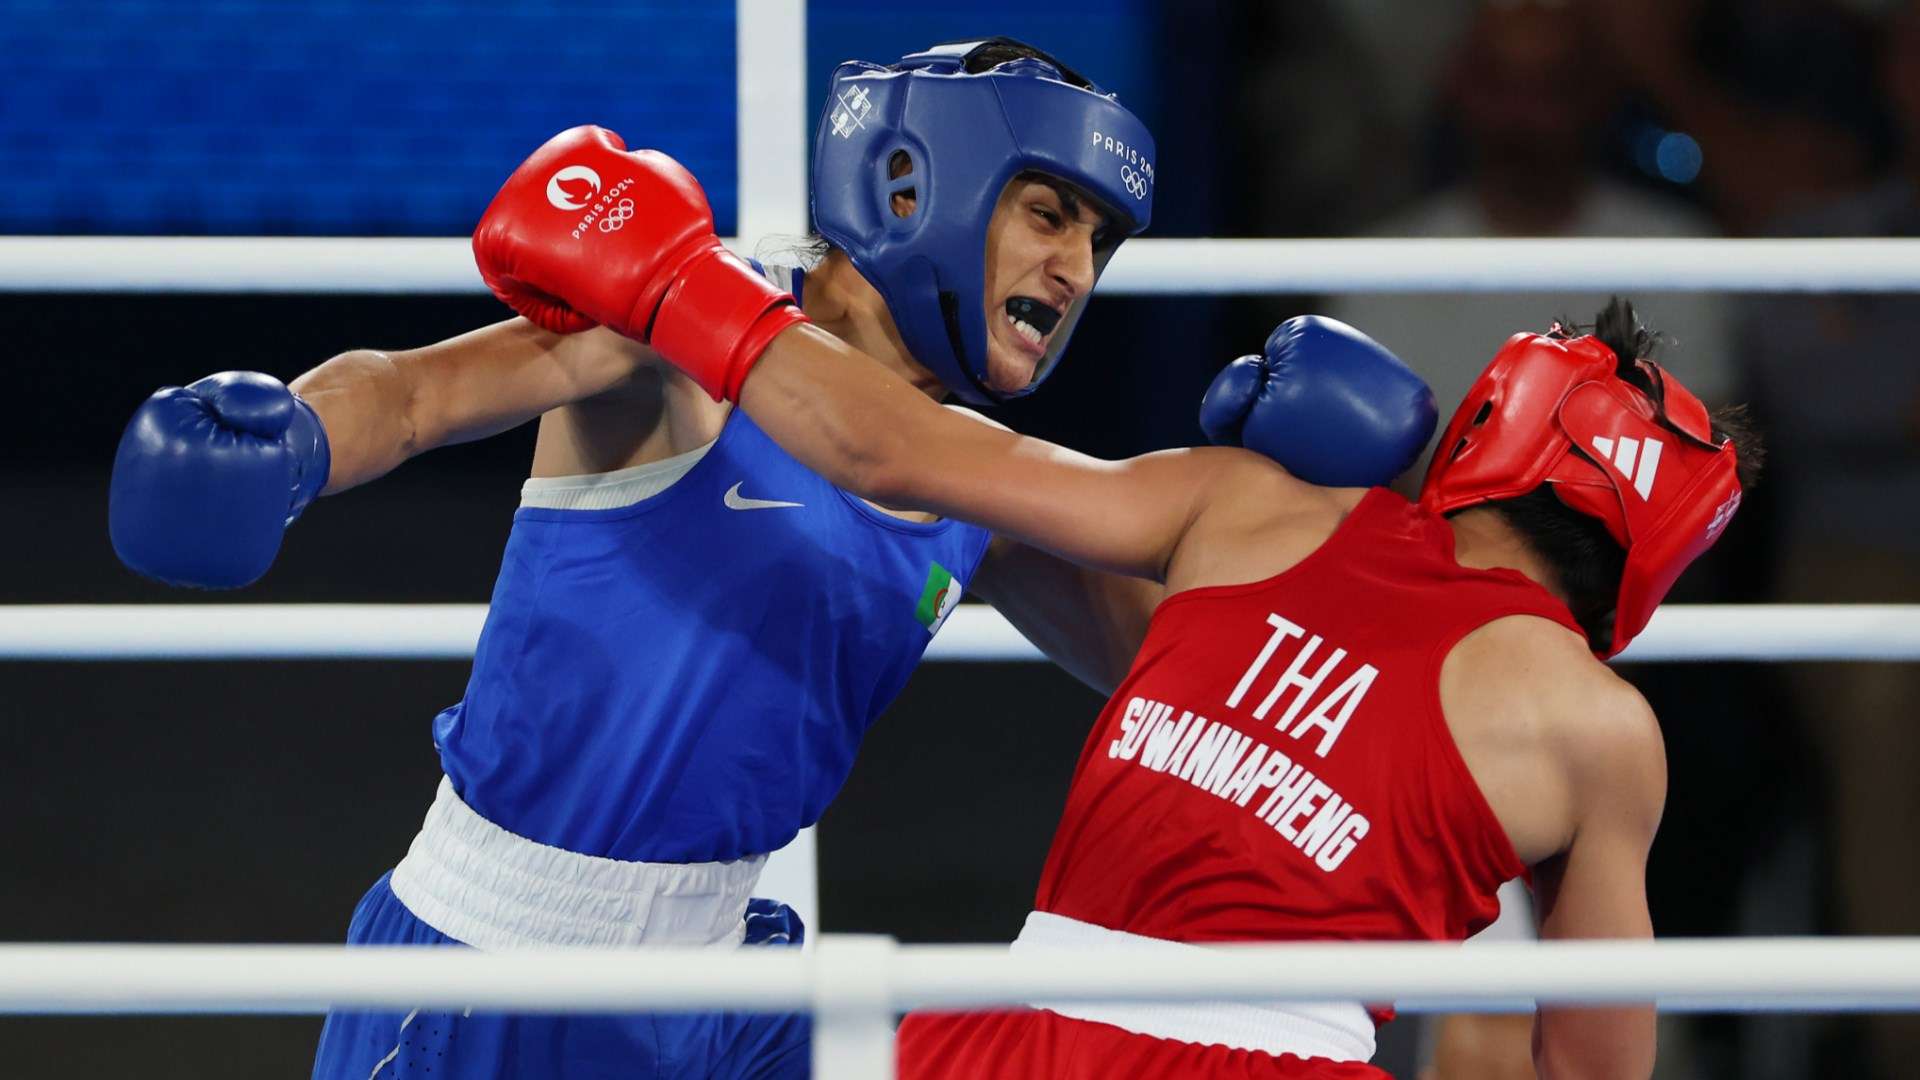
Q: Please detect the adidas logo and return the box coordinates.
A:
[1590,435,1663,499]
[1706,491,1742,540]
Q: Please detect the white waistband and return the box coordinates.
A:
[1013,911,1376,1064]
[389,777,765,950]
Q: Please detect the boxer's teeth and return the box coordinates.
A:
[1005,296,1063,336]
[1004,310,1043,347]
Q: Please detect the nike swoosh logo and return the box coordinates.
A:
[724,481,805,511]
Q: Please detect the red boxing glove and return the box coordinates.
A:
[472,125,806,400]
[651,248,812,402]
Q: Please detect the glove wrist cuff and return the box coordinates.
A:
[284,392,332,522]
[651,247,810,401]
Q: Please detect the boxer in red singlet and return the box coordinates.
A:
[739,301,1758,1079]
[461,129,1762,1076]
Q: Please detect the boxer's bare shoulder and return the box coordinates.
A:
[1165,454,1365,594]
[1442,614,1663,865]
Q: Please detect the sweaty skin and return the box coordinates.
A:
[732,323,1663,1079]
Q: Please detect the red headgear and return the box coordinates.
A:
[1419,332,1743,658]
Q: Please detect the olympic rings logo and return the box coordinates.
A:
[597,199,637,233]
[1120,165,1149,200]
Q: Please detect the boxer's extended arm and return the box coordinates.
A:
[292,319,655,493]
[940,407,1163,693]
[465,131,1416,583]
[462,130,1352,583]
[746,325,1227,581]
[1530,683,1666,1080]
[463,130,1221,580]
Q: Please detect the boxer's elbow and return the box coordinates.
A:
[1532,1010,1654,1080]
[1535,1048,1651,1080]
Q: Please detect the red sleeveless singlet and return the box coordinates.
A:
[1034,487,1582,949]
[894,488,1588,1078]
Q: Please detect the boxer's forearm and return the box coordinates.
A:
[292,319,655,494]
[290,347,417,494]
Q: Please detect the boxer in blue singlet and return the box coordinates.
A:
[110,38,1437,1078]
[109,39,1159,1079]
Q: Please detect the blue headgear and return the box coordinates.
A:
[811,38,1155,405]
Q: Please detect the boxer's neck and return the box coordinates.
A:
[1447,506,1568,607]
[803,250,947,401]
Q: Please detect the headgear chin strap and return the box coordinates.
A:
[1419,333,1743,658]
[811,38,1155,405]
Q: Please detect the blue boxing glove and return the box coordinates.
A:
[1199,315,1436,487]
[109,371,332,588]
[742,897,805,947]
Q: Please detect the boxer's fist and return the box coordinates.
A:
[472,125,808,400]
[473,125,714,337]
[109,371,331,588]
[1200,315,1436,488]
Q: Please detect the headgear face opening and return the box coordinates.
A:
[811,37,1155,405]
[1418,332,1743,658]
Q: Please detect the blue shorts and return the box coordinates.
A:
[310,872,810,1079]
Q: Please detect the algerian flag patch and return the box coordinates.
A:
[914,561,962,635]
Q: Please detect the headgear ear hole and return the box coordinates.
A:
[886,152,919,219]
[1471,401,1494,426]
[1449,436,1470,462]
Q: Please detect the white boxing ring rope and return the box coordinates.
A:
[17,2,1915,1073]
[4,604,1920,663]
[13,197,1920,1079]
[13,229,1920,1072]
[7,235,1920,294]
[1,938,1918,1079]
[12,233,1917,1077]
[4,938,1919,1016]
[7,599,1916,1078]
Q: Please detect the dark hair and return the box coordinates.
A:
[952,37,1093,87]
[1481,297,1766,650]
[755,233,832,270]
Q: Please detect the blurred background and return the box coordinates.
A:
[4,0,1918,1076]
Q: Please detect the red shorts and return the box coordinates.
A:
[896,1008,1390,1079]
